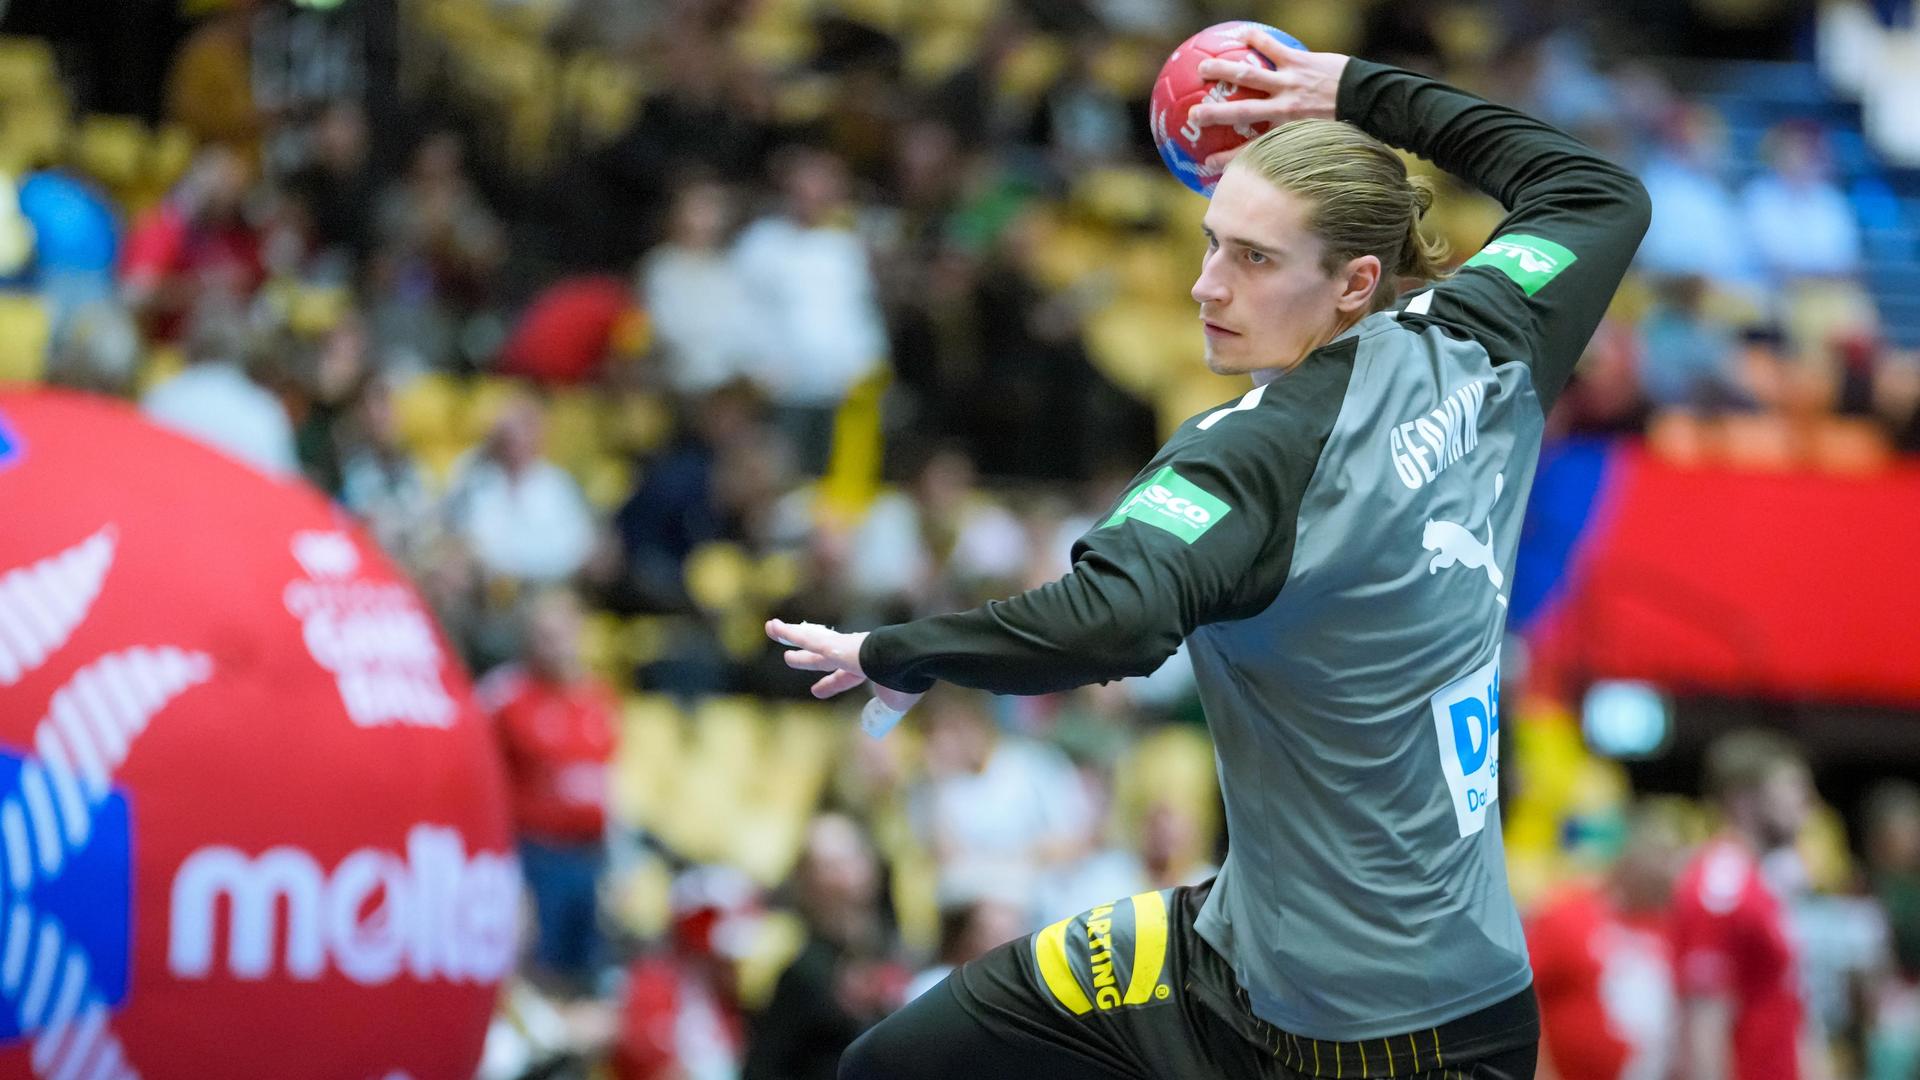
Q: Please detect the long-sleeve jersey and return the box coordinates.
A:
[859,59,1651,1040]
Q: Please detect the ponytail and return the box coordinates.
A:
[1235,119,1454,311]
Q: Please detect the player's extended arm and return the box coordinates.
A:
[1337,60,1652,407]
[856,454,1293,695]
[773,386,1332,701]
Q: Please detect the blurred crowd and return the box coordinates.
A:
[3,0,1920,1077]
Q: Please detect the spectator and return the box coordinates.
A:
[120,146,266,341]
[288,102,380,266]
[742,813,905,1080]
[1865,782,1920,1079]
[904,898,1026,1003]
[445,395,596,585]
[371,131,506,371]
[1638,275,1751,412]
[906,688,1090,920]
[163,3,261,153]
[1031,760,1151,922]
[1638,106,1758,286]
[1139,797,1217,892]
[1529,801,1689,1080]
[733,146,888,474]
[44,300,141,397]
[1672,730,1824,1080]
[1867,781,1920,980]
[846,442,1029,621]
[640,180,765,396]
[614,865,760,1080]
[612,380,770,612]
[585,23,774,264]
[1741,122,1863,284]
[337,373,439,567]
[480,588,619,998]
[142,295,300,476]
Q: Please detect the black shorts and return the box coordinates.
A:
[842,879,1539,1080]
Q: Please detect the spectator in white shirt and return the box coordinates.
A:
[641,179,766,397]
[445,396,594,585]
[846,442,1029,621]
[1740,121,1863,284]
[907,689,1091,924]
[732,147,887,473]
[143,297,300,476]
[1638,105,1759,287]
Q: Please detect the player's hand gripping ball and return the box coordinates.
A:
[1151,21,1306,194]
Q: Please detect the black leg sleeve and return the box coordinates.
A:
[839,978,1127,1080]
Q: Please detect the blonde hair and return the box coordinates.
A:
[1233,118,1451,312]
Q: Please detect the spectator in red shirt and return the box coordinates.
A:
[481,587,620,995]
[614,865,762,1080]
[1672,729,1824,1080]
[1528,801,1690,1080]
[120,145,265,341]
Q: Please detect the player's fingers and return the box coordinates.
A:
[812,669,866,699]
[1204,146,1246,171]
[1190,97,1297,130]
[1235,26,1302,71]
[767,618,835,653]
[1194,58,1286,95]
[782,649,838,672]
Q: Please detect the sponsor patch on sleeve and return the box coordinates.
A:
[1463,233,1578,296]
[1100,466,1230,544]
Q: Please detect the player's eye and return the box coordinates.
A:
[1204,233,1218,251]
[1245,249,1267,265]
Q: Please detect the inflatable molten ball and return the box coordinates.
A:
[0,391,516,1079]
[1150,21,1306,195]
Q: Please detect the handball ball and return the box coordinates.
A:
[1151,22,1306,195]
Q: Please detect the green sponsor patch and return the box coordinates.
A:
[1101,466,1230,544]
[1463,233,1578,296]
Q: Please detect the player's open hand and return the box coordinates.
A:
[1189,30,1349,169]
[766,618,923,714]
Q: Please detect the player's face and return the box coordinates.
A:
[1192,166,1379,377]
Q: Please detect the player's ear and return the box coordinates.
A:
[1333,254,1382,315]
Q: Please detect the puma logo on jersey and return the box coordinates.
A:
[1422,474,1505,594]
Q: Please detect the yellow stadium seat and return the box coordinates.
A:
[0,38,58,105]
[685,542,754,614]
[137,344,184,397]
[578,610,624,683]
[391,372,463,450]
[459,374,523,443]
[0,293,49,384]
[1072,166,1161,229]
[613,693,685,829]
[1114,725,1220,855]
[542,388,602,469]
[72,115,148,193]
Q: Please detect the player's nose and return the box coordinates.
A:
[1191,254,1229,306]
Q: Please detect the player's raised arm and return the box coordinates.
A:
[1194,36,1652,409]
[1342,60,1650,406]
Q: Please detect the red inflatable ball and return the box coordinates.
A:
[0,390,516,1079]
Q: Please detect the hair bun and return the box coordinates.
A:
[1410,181,1435,217]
